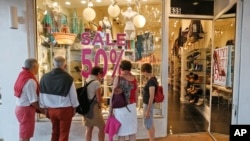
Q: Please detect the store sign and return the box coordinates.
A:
[170,7,181,14]
[213,46,232,87]
[81,32,126,46]
[80,32,126,78]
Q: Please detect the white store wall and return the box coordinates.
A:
[0,0,29,140]
[235,0,250,124]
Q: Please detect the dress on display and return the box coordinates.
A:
[135,33,154,59]
[121,7,138,40]
[136,35,143,60]
[101,17,113,40]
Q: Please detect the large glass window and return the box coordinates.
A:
[36,0,163,120]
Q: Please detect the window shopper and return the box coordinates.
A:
[141,63,156,141]
[14,58,44,141]
[39,56,79,141]
[110,60,138,141]
[83,66,105,141]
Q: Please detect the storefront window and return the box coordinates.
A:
[36,0,162,120]
[210,16,235,136]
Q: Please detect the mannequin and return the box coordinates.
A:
[100,17,113,40]
[121,7,138,40]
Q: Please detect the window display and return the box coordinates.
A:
[36,0,163,120]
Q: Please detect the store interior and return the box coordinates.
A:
[36,0,236,140]
[168,3,236,140]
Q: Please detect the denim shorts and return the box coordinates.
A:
[143,103,154,130]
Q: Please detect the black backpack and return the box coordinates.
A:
[76,80,96,115]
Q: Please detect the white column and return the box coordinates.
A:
[0,0,29,140]
[233,0,250,124]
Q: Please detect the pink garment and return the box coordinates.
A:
[104,115,121,141]
[14,67,39,97]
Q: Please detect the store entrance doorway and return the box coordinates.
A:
[168,18,212,134]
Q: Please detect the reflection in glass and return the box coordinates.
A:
[210,17,235,137]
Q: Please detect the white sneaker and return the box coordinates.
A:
[196,99,204,106]
[190,100,195,103]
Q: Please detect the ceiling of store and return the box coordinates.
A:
[38,0,224,16]
[37,0,236,39]
[37,0,163,33]
[38,0,161,8]
[39,0,235,15]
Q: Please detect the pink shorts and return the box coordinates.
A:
[15,106,36,139]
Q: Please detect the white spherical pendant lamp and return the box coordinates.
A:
[108,4,120,18]
[83,7,96,21]
[133,14,146,28]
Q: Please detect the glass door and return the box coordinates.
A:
[210,4,236,140]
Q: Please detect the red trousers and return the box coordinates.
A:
[48,107,74,141]
[15,106,36,139]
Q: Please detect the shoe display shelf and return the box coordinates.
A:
[184,48,210,106]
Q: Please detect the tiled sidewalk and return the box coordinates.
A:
[137,132,228,141]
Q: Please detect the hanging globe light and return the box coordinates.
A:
[108,4,120,18]
[133,14,146,28]
[83,7,96,21]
